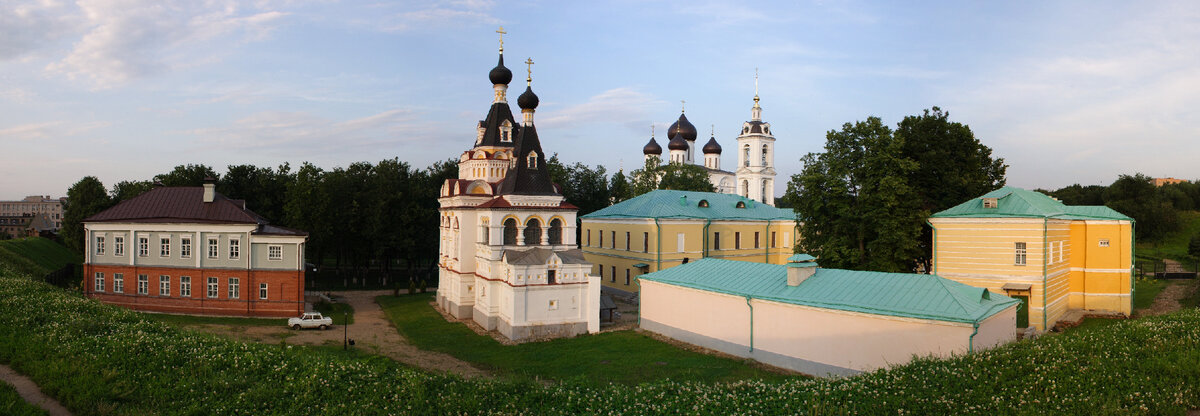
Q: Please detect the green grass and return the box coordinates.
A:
[313,300,354,325]
[0,381,47,416]
[140,312,286,327]
[0,237,80,277]
[1069,278,1172,334]
[377,293,795,385]
[1138,210,1200,266]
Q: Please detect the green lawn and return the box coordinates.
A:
[140,313,286,327]
[313,300,354,325]
[0,237,80,277]
[0,381,46,416]
[376,293,797,385]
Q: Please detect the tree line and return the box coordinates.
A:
[1040,174,1197,242]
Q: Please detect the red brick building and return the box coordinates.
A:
[83,182,307,317]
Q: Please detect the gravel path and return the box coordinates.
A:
[0,364,71,416]
[194,290,488,378]
[1142,279,1197,317]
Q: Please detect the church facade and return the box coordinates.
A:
[436,34,600,341]
[641,87,778,205]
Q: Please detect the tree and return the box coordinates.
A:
[609,169,631,204]
[1189,233,1200,259]
[220,163,293,222]
[1105,173,1176,240]
[546,154,611,216]
[626,157,715,196]
[628,156,661,197]
[894,107,1006,269]
[1046,184,1107,206]
[154,164,219,186]
[786,117,925,272]
[110,180,153,202]
[62,176,112,253]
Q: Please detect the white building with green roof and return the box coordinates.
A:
[580,190,797,296]
[638,256,1019,377]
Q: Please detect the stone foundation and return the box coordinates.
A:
[498,320,588,341]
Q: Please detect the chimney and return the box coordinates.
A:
[202,177,216,203]
[786,254,818,286]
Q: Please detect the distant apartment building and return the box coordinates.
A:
[0,195,64,232]
[82,182,308,317]
[1151,177,1186,187]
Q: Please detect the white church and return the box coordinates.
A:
[436,32,600,341]
[641,85,778,205]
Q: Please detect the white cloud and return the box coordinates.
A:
[379,0,500,32]
[0,0,83,61]
[43,0,286,88]
[187,109,432,156]
[0,120,111,141]
[538,87,665,132]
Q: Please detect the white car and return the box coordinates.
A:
[288,312,333,330]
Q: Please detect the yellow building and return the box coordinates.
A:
[929,186,1133,331]
[580,190,797,295]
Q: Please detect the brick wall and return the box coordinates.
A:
[83,263,304,318]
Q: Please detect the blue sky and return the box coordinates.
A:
[2,0,1198,199]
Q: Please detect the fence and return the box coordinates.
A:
[1136,259,1198,280]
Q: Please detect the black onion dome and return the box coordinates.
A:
[489,55,513,85]
[518,86,539,109]
[667,113,698,142]
[702,136,722,154]
[643,137,662,155]
[667,133,689,151]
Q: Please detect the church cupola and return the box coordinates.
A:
[667,132,688,164]
[517,58,539,126]
[667,102,698,163]
[489,27,513,103]
[703,127,722,170]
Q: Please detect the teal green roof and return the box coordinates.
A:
[638,258,1018,324]
[931,186,1132,221]
[582,190,795,221]
[787,254,816,262]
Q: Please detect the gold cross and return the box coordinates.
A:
[525,57,534,83]
[651,125,655,137]
[497,26,506,52]
[681,99,686,113]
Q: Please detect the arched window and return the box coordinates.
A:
[761,144,769,166]
[524,218,542,245]
[743,145,750,167]
[742,180,749,197]
[480,219,490,244]
[697,200,709,208]
[528,152,538,169]
[548,219,563,245]
[761,180,768,203]
[503,218,518,245]
[736,201,747,209]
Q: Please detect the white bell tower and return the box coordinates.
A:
[735,70,777,206]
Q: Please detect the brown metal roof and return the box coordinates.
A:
[85,187,263,225]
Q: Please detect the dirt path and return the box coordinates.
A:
[0,364,71,416]
[193,290,488,378]
[1142,279,1197,317]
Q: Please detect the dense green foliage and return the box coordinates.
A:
[376,294,790,385]
[784,108,1005,272]
[1042,175,1200,243]
[0,237,80,278]
[0,381,46,416]
[628,157,716,197]
[609,169,631,204]
[61,176,110,253]
[547,155,612,216]
[2,268,1200,414]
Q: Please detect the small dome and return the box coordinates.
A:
[667,113,698,142]
[702,136,722,154]
[518,86,539,109]
[643,137,662,155]
[489,55,512,85]
[667,133,689,151]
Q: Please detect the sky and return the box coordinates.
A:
[2,0,1199,200]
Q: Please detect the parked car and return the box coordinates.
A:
[288,312,333,330]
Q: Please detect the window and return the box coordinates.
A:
[159,275,170,296]
[743,145,750,167]
[714,232,721,250]
[260,283,268,300]
[735,232,741,249]
[527,152,537,169]
[754,232,760,249]
[1057,241,1064,263]
[625,269,630,286]
[600,231,604,248]
[784,232,791,248]
[138,237,149,257]
[771,231,777,248]
[207,277,218,298]
[96,236,105,255]
[94,272,104,292]
[228,278,240,299]
[983,198,999,209]
[269,245,283,260]
[643,232,649,253]
[524,219,541,245]
[503,219,518,245]
[1099,239,1110,247]
[160,237,171,257]
[229,239,240,259]
[181,237,191,258]
[1015,242,1027,266]
[114,235,124,255]
[587,229,591,247]
[208,238,219,258]
[677,233,685,253]
[137,274,148,295]
[114,273,123,293]
[548,270,556,284]
[180,276,191,297]
[548,219,563,245]
[611,231,616,249]
[598,264,603,279]
[761,144,769,166]
[625,232,630,251]
[611,266,616,283]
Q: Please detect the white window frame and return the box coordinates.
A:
[268,245,283,261]
[160,237,171,257]
[180,276,191,297]
[138,237,149,257]
[259,283,268,300]
[137,274,148,295]
[180,237,191,258]
[159,275,170,296]
[228,277,240,299]
[94,272,104,292]
[229,239,240,260]
[96,236,105,255]
[114,236,124,256]
[1099,239,1110,247]
[1015,242,1027,266]
[677,233,685,253]
[207,277,218,298]
[208,238,219,259]
[114,273,123,293]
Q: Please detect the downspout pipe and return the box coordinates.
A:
[635,277,642,327]
[654,218,662,270]
[702,219,712,258]
[1042,217,1049,331]
[968,321,980,353]
[927,220,937,274]
[744,295,754,353]
[1130,220,1137,315]
[764,220,772,263]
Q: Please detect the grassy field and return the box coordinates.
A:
[377,293,795,385]
[1138,210,1200,267]
[0,381,47,416]
[0,237,80,278]
[3,266,1200,414]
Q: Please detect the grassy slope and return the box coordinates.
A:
[3,268,1200,414]
[1137,210,1200,266]
[0,237,80,277]
[0,381,47,416]
[377,293,794,385]
[141,313,286,327]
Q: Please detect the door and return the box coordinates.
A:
[1013,295,1029,329]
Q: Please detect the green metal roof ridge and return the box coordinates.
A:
[932,186,1131,221]
[582,189,795,221]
